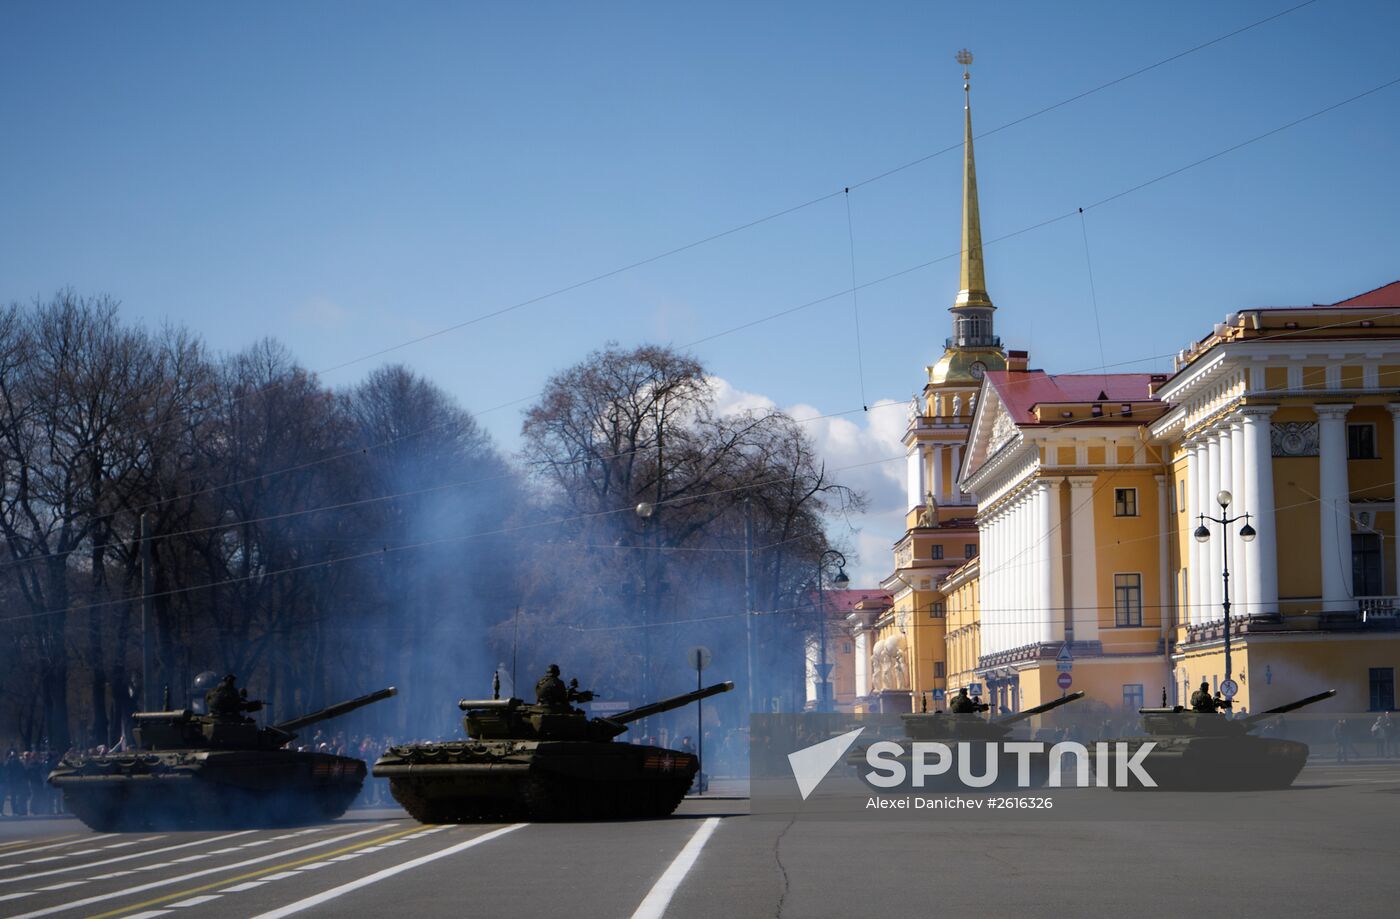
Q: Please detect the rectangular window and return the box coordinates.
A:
[1370,667,1396,711]
[930,601,946,619]
[1122,684,1144,712]
[934,662,946,678]
[964,543,976,559]
[1177,479,1186,514]
[1348,423,1377,459]
[841,642,852,655]
[1114,488,1139,517]
[1114,573,1143,627]
[1353,533,1384,596]
[931,544,944,560]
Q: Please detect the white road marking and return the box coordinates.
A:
[629,818,722,919]
[219,881,267,892]
[293,863,329,871]
[0,836,117,862]
[125,911,171,918]
[35,882,84,891]
[168,895,222,907]
[259,872,300,880]
[5,823,400,919]
[245,824,527,919]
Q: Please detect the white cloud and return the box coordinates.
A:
[293,296,351,329]
[709,375,909,587]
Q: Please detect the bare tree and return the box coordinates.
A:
[517,343,858,713]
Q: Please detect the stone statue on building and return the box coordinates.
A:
[951,394,962,418]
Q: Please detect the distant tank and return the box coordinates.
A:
[374,669,734,822]
[848,691,1086,790]
[1106,689,1337,791]
[48,680,397,831]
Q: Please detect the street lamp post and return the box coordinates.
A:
[1193,490,1257,687]
[636,500,656,738]
[815,549,850,712]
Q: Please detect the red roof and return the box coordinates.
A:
[816,589,892,613]
[984,371,1158,425]
[1330,280,1400,308]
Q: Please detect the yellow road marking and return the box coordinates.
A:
[0,836,81,855]
[82,824,434,919]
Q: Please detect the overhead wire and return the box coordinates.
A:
[5,14,1392,620]
[28,1,1327,527]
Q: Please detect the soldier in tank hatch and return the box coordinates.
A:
[950,687,988,714]
[206,674,263,721]
[535,665,569,710]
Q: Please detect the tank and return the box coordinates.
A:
[374,677,735,822]
[48,685,397,831]
[1106,689,1337,791]
[847,692,1086,790]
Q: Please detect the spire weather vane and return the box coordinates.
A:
[956,48,973,78]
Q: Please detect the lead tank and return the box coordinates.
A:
[848,692,1086,790]
[374,676,734,822]
[48,685,397,831]
[1107,689,1337,791]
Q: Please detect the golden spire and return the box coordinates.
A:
[954,49,993,310]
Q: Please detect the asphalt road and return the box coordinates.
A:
[2,761,1399,919]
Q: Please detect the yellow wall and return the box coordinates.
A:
[1019,659,1172,713]
[1177,636,1400,714]
[1093,469,1166,647]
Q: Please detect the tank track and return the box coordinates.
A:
[389,773,693,823]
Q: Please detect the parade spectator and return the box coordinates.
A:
[1334,719,1355,763]
[1372,712,1394,758]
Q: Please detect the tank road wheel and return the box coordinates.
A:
[389,782,450,824]
[522,774,583,821]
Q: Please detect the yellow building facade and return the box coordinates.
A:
[855,54,1399,721]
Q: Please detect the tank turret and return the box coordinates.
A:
[846,691,1087,791]
[375,669,736,822]
[130,686,398,752]
[900,691,1085,741]
[49,683,398,831]
[457,681,734,742]
[1107,689,1337,791]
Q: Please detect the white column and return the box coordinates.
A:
[1390,405,1400,596]
[1023,492,1034,647]
[1229,416,1250,616]
[1019,495,1030,647]
[1068,476,1099,642]
[1037,478,1059,644]
[906,444,924,511]
[854,631,869,697]
[1316,404,1354,612]
[1217,423,1238,620]
[1206,430,1223,620]
[1241,406,1278,614]
[929,444,944,506]
[1186,441,1202,625]
[951,444,964,504]
[990,510,1002,654]
[1156,474,1171,636]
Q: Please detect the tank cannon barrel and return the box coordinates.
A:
[996,691,1085,725]
[1243,689,1337,725]
[607,682,735,726]
[459,698,519,712]
[273,687,397,734]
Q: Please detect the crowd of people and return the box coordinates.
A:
[1,749,63,817]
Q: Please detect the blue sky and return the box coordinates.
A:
[3,0,1398,582]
